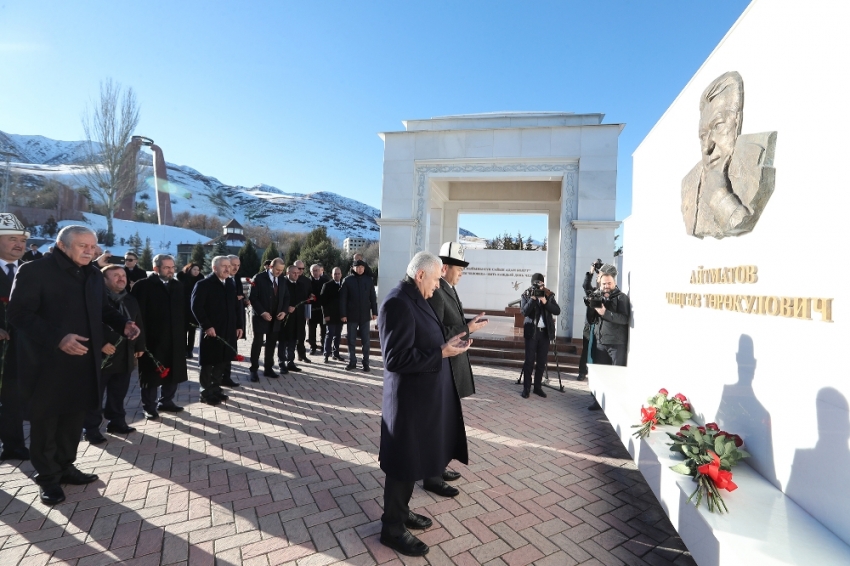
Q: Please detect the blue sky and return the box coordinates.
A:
[0,0,750,242]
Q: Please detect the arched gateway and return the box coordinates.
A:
[376,112,622,338]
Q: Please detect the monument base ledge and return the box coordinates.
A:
[588,365,850,566]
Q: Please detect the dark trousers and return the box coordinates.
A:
[593,342,626,366]
[141,382,179,411]
[324,324,341,357]
[30,411,86,486]
[250,325,279,371]
[308,317,326,351]
[296,320,307,360]
[0,379,26,452]
[186,327,197,357]
[346,320,371,364]
[279,339,298,365]
[382,475,415,536]
[578,335,590,378]
[522,327,550,391]
[199,362,228,399]
[84,371,131,431]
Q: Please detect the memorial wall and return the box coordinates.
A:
[455,249,546,312]
[621,0,849,545]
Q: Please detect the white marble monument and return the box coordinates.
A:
[591,1,850,564]
[377,112,622,338]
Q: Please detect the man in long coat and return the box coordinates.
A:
[279,265,306,372]
[0,213,30,461]
[8,225,139,505]
[192,256,242,405]
[378,251,471,557]
[320,267,344,362]
[83,265,145,443]
[340,259,378,372]
[425,242,489,497]
[132,255,188,419]
[248,258,290,381]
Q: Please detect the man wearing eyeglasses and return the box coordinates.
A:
[123,252,147,289]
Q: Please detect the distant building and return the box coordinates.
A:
[343,237,367,256]
[176,218,249,265]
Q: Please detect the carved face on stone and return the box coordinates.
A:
[698,73,743,173]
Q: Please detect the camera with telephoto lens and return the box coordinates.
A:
[583,289,606,308]
[530,280,545,297]
[592,259,603,272]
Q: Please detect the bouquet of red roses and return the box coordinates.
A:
[282,294,317,328]
[631,389,692,439]
[667,423,749,513]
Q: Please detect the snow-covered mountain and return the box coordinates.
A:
[0,130,391,242]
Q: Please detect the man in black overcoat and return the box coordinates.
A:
[8,225,139,505]
[293,260,313,363]
[0,213,30,461]
[221,254,247,388]
[192,256,242,405]
[21,243,43,262]
[340,259,378,372]
[425,242,489,497]
[132,254,188,419]
[307,263,329,355]
[248,258,290,381]
[378,251,471,557]
[520,273,561,399]
[83,265,145,443]
[320,267,343,363]
[279,265,305,372]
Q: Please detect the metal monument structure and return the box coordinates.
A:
[115,135,173,225]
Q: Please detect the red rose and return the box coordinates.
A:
[683,403,692,411]
[731,434,744,447]
[659,388,669,396]
[697,426,706,434]
[680,424,691,432]
[234,354,245,362]
[159,367,170,378]
[705,422,719,431]
[0,297,8,304]
[674,393,687,402]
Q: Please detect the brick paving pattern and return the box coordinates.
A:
[0,344,697,565]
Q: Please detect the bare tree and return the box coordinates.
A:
[80,78,141,241]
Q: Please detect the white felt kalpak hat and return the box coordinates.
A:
[0,213,30,238]
[438,242,469,267]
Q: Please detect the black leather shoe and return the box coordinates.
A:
[324,356,330,364]
[298,357,312,364]
[250,370,260,382]
[39,484,65,505]
[0,447,30,460]
[263,369,279,378]
[310,348,319,356]
[84,431,107,445]
[405,511,433,530]
[423,481,459,498]
[144,410,159,420]
[200,396,221,406]
[379,530,429,557]
[216,392,229,402]
[333,355,345,362]
[363,365,370,373]
[345,363,357,371]
[533,388,548,398]
[442,469,461,482]
[106,422,136,434]
[61,467,98,485]
[158,404,184,413]
[222,379,240,388]
[588,400,602,411]
[287,363,301,372]
[577,374,587,381]
[521,390,530,399]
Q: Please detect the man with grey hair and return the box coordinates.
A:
[131,254,189,419]
[192,256,243,405]
[307,263,328,356]
[377,251,471,556]
[221,254,246,388]
[9,225,140,505]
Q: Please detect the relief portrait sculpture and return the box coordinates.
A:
[681,71,777,239]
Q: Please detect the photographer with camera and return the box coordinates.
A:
[519,273,560,399]
[578,259,617,381]
[585,264,630,410]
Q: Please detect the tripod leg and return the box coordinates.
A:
[552,340,564,391]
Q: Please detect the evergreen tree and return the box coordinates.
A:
[140,237,153,270]
[190,242,206,270]
[525,234,534,250]
[238,239,261,278]
[42,216,59,237]
[128,231,143,256]
[284,240,301,266]
[261,241,281,266]
[300,227,343,272]
[541,237,547,251]
[212,238,229,258]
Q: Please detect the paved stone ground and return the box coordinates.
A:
[0,345,697,566]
